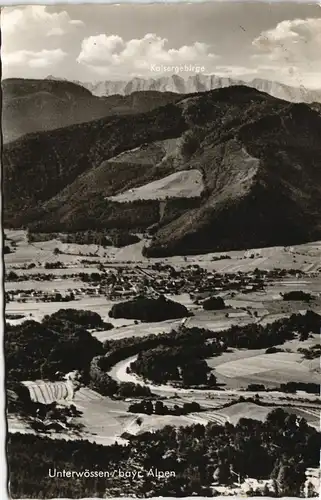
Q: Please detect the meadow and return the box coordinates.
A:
[207,334,320,389]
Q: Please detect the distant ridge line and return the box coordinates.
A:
[44,73,321,104]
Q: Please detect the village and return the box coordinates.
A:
[4,259,309,305]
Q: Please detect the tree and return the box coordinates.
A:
[202,296,225,311]
[155,401,165,415]
[186,401,201,412]
[272,479,279,497]
[277,464,294,495]
[300,331,309,341]
[182,360,208,386]
[208,373,217,387]
[46,308,105,328]
[266,408,287,428]
[144,400,154,415]
[181,129,200,158]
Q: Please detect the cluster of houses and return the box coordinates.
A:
[5,289,76,303]
[5,260,309,306]
[94,264,269,300]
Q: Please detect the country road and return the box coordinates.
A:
[109,356,320,409]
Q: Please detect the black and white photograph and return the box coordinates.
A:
[1,1,321,498]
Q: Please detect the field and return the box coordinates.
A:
[167,241,321,274]
[103,137,179,168]
[22,380,74,404]
[214,402,273,424]
[7,382,212,445]
[207,334,320,389]
[124,412,209,435]
[212,402,320,429]
[107,169,204,202]
[6,231,321,295]
[92,318,184,342]
[6,229,321,271]
[8,383,133,446]
[6,296,121,324]
[70,388,131,445]
[214,352,318,385]
[6,279,86,292]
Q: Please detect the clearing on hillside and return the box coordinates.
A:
[107,169,204,202]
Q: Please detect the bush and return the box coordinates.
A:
[118,382,151,398]
[265,347,282,354]
[44,261,65,269]
[247,384,266,391]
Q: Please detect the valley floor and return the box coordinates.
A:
[5,229,321,446]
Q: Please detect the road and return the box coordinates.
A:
[109,356,320,409]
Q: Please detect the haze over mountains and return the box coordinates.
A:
[4,84,321,256]
[67,74,321,104]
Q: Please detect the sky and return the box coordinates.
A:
[1,2,321,88]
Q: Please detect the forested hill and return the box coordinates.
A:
[3,85,321,256]
[2,77,182,143]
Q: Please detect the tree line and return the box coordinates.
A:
[128,400,201,416]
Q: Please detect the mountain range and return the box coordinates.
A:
[64,74,321,104]
[3,75,321,144]
[3,85,321,256]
